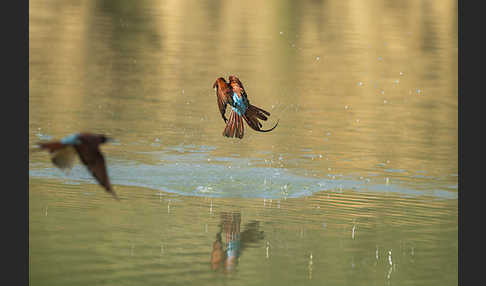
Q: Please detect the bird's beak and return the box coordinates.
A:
[105,137,114,142]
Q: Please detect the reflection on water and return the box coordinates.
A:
[211,211,264,273]
[29,0,457,285]
[29,181,457,286]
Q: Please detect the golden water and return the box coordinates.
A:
[29,1,457,285]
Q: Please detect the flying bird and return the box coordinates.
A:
[33,133,119,200]
[213,75,278,139]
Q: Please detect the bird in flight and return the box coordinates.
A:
[213,75,278,139]
[33,132,119,200]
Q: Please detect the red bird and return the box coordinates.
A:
[34,133,119,200]
[213,75,278,139]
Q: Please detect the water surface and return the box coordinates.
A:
[29,0,458,285]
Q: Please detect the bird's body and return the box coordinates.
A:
[230,91,248,116]
[213,75,278,139]
[34,132,119,200]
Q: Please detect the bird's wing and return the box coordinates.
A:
[50,146,78,171]
[213,78,233,122]
[36,141,77,172]
[74,144,118,200]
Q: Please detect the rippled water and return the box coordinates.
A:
[29,0,458,285]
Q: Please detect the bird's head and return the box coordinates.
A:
[228,75,239,84]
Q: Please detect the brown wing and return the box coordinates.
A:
[35,141,77,171]
[50,146,78,171]
[213,78,233,122]
[74,144,119,200]
[228,75,249,100]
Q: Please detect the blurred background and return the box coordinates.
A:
[29,0,457,285]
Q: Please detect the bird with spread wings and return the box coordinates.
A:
[213,75,278,139]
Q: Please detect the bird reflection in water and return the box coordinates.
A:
[210,211,264,273]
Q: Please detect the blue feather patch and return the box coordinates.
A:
[60,133,81,145]
[231,92,248,115]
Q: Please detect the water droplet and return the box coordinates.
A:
[279,31,284,35]
[344,105,349,109]
[316,56,320,61]
[357,81,363,86]
[400,71,404,76]
[384,100,388,104]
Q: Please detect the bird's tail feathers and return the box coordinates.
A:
[223,109,244,139]
[35,142,65,153]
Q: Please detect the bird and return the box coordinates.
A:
[212,75,278,139]
[33,132,119,200]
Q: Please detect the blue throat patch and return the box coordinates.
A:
[231,92,248,115]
